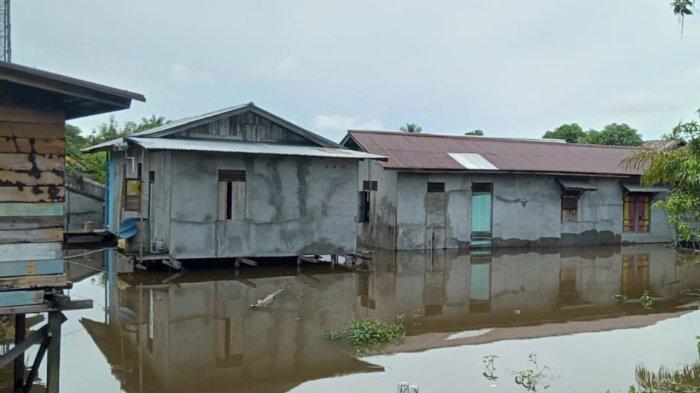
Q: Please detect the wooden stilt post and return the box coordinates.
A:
[46,311,63,393]
[13,313,26,391]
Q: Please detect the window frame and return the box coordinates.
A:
[560,191,580,222]
[218,170,246,221]
[623,193,651,233]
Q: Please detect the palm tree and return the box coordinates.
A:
[400,123,422,133]
[672,0,695,34]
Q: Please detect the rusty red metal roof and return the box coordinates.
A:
[344,130,644,176]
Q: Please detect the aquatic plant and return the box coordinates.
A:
[628,363,700,392]
[324,317,405,351]
[611,293,629,304]
[640,291,654,310]
[511,354,556,392]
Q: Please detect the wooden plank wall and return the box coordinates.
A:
[0,106,66,290]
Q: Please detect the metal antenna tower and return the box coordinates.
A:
[0,0,10,62]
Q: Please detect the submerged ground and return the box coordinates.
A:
[3,244,700,392]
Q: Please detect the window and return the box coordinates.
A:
[427,182,445,193]
[124,163,141,211]
[561,191,579,221]
[362,180,378,191]
[359,180,377,223]
[623,194,650,232]
[218,170,246,220]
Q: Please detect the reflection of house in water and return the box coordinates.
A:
[82,246,692,392]
[82,253,382,393]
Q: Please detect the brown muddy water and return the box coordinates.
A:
[4,244,700,392]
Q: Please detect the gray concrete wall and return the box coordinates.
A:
[357,160,398,249]
[66,190,104,231]
[367,171,675,250]
[167,151,359,258]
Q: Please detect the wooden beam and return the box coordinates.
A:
[163,257,182,270]
[23,336,49,393]
[46,311,63,393]
[0,273,68,291]
[13,314,26,391]
[297,256,321,264]
[0,298,91,315]
[235,257,258,267]
[0,186,65,203]
[0,322,49,369]
[0,242,61,261]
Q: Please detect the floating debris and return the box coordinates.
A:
[249,287,285,309]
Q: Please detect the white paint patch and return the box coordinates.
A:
[446,328,494,340]
[448,153,498,170]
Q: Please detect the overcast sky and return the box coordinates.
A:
[13,1,700,142]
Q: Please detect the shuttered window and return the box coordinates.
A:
[472,183,492,193]
[561,192,579,221]
[623,194,650,233]
[427,182,445,193]
[362,180,378,191]
[218,170,246,220]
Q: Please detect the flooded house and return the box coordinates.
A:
[341,131,674,250]
[84,103,383,261]
[0,61,143,392]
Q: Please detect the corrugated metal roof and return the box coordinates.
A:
[557,178,598,191]
[345,130,644,176]
[83,103,341,152]
[128,137,386,160]
[621,183,670,193]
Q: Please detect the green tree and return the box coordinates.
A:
[672,0,695,34]
[465,130,484,136]
[400,123,422,133]
[583,123,643,146]
[542,123,586,143]
[626,114,700,243]
[69,115,169,182]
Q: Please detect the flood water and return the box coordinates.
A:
[6,244,700,392]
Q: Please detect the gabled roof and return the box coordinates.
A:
[84,102,340,153]
[343,130,644,176]
[0,61,145,119]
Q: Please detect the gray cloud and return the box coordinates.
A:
[13,0,700,141]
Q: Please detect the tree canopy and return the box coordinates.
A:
[542,122,643,146]
[67,115,169,183]
[400,123,422,133]
[542,123,586,143]
[465,130,484,136]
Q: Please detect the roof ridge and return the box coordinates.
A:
[347,130,642,150]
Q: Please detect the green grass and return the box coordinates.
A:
[628,364,700,393]
[324,317,405,351]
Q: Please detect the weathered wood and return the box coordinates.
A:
[0,273,68,291]
[0,137,65,154]
[0,228,63,244]
[0,290,44,307]
[0,323,47,369]
[0,259,64,278]
[14,314,26,391]
[163,257,182,270]
[0,153,63,171]
[23,336,49,392]
[0,186,65,202]
[0,170,64,186]
[235,257,258,267]
[0,122,65,138]
[47,311,63,393]
[0,107,64,124]
[297,255,321,264]
[0,242,62,261]
[0,215,64,230]
[0,298,89,315]
[0,202,64,217]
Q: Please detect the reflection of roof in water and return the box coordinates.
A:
[388,306,696,354]
[81,318,383,393]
